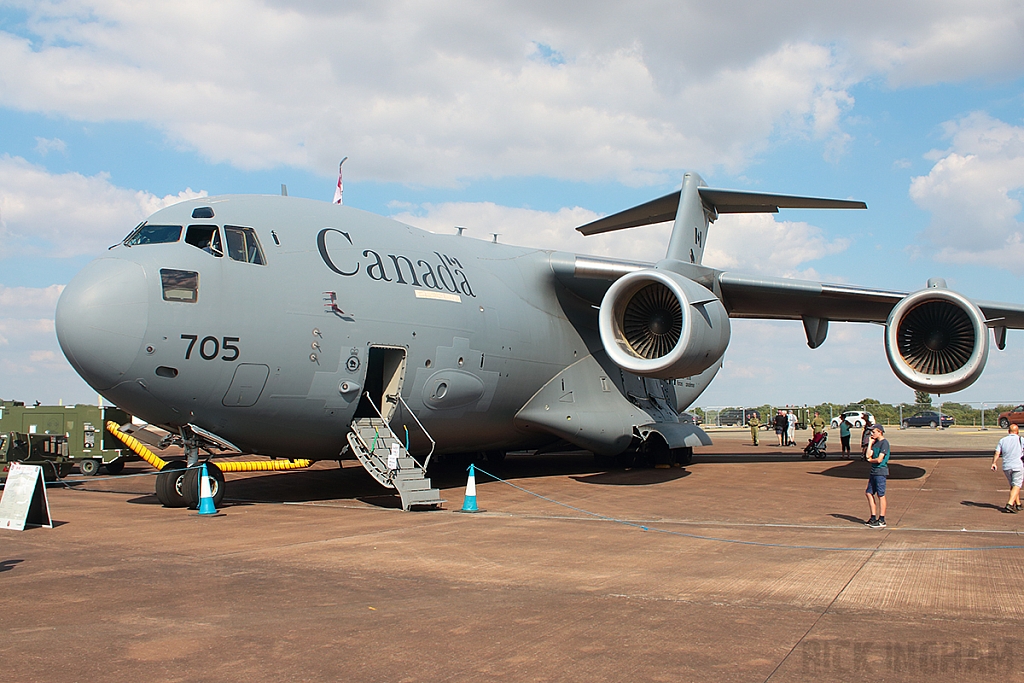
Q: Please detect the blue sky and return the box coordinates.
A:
[1,1,1024,409]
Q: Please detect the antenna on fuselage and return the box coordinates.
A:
[281,184,288,196]
[456,226,467,236]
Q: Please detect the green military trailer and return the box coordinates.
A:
[0,432,74,482]
[0,400,132,475]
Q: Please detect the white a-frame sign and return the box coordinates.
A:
[0,463,53,530]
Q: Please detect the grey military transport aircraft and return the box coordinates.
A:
[54,172,1024,509]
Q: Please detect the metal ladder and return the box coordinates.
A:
[347,417,444,511]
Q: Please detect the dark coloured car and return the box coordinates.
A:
[717,408,745,426]
[902,411,954,429]
[998,405,1024,429]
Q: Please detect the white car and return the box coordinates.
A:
[830,411,875,429]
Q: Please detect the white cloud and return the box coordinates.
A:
[392,200,850,275]
[0,155,206,258]
[703,213,850,278]
[33,137,66,156]
[909,113,1024,269]
[11,1,1017,185]
[0,285,94,404]
[390,201,671,262]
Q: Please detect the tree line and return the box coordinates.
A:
[695,394,1018,428]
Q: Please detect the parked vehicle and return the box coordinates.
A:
[716,408,763,426]
[998,405,1024,429]
[0,432,73,481]
[830,411,876,429]
[0,400,132,475]
[902,411,954,428]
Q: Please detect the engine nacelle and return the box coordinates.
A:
[884,287,989,393]
[598,269,730,379]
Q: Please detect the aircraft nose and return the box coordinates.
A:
[56,258,150,391]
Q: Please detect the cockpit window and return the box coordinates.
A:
[224,226,266,265]
[124,224,182,246]
[185,225,223,257]
[161,269,199,303]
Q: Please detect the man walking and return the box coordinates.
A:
[991,423,1023,513]
[865,424,890,528]
[786,410,797,446]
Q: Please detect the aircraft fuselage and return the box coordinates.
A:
[56,195,716,461]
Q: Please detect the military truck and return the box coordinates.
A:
[0,400,132,475]
[0,432,73,482]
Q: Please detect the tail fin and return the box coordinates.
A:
[576,172,866,265]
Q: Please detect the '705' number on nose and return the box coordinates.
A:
[181,334,240,361]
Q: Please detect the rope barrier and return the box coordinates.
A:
[470,466,1024,553]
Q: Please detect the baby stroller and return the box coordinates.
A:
[803,431,828,459]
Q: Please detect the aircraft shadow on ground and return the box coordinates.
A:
[125,452,686,510]
[0,559,24,572]
[813,460,927,480]
[569,469,691,486]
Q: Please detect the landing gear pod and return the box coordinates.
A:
[885,287,989,393]
[598,269,730,379]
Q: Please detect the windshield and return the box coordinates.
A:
[124,224,183,246]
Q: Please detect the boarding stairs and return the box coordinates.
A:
[347,417,444,511]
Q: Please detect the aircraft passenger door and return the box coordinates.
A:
[355,346,408,421]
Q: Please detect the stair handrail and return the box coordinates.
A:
[365,392,436,471]
[395,394,436,471]
[347,424,391,480]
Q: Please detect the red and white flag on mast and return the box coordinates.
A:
[333,157,348,204]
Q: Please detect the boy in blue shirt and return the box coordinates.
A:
[865,425,890,528]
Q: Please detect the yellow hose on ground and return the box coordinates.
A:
[216,459,313,472]
[105,421,312,472]
[106,421,167,470]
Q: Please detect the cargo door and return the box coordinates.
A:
[354,347,407,421]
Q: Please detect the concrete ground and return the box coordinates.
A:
[2,427,1022,682]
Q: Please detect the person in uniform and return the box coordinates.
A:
[809,411,826,437]
[747,412,761,446]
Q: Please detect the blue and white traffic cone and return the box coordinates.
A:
[460,463,481,513]
[197,462,217,515]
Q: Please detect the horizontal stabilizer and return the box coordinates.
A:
[577,187,866,236]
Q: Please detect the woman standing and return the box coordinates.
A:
[839,417,852,458]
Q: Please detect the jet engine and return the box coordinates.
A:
[884,287,989,393]
[598,269,730,379]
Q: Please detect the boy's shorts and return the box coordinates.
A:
[866,473,887,496]
[1004,469,1024,488]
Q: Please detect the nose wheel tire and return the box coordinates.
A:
[155,460,190,508]
[183,462,226,510]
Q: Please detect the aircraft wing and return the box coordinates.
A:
[552,254,1024,328]
[718,273,1024,328]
